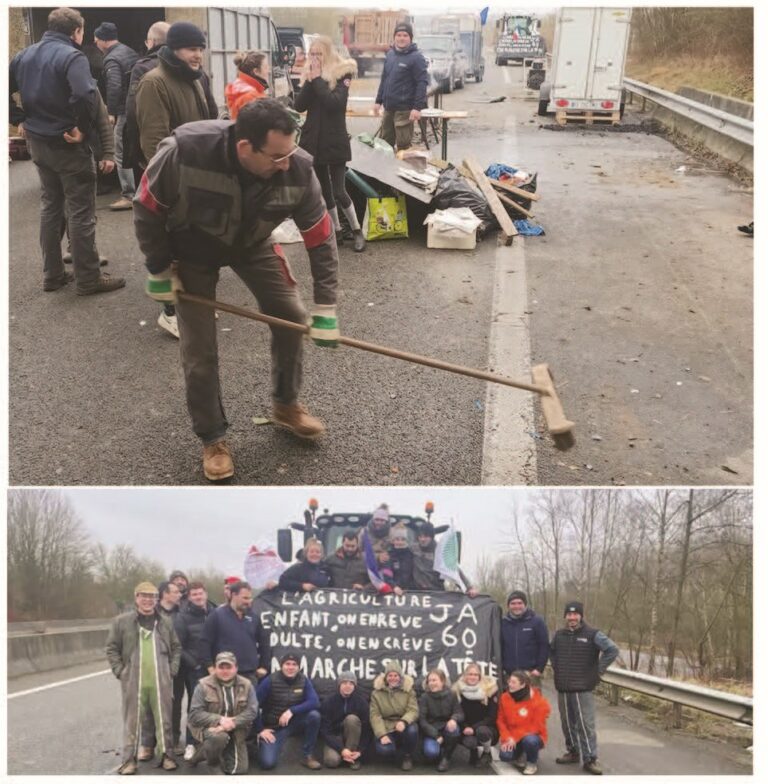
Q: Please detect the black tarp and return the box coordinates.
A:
[252,588,502,699]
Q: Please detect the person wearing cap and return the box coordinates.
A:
[187,651,259,774]
[501,591,549,684]
[370,660,419,770]
[550,601,619,775]
[255,652,322,769]
[93,21,138,210]
[412,521,479,597]
[374,21,429,151]
[105,581,181,774]
[134,20,219,341]
[133,97,340,479]
[278,537,332,592]
[319,671,371,769]
[9,6,126,296]
[201,581,271,687]
[324,529,370,590]
[222,575,242,606]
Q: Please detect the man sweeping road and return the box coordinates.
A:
[133,99,340,482]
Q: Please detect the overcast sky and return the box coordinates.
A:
[63,487,536,578]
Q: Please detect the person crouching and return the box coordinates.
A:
[319,671,371,770]
[419,668,463,772]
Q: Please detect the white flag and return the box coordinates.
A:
[433,521,466,592]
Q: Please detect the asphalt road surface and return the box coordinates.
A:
[8,661,751,775]
[8,57,752,486]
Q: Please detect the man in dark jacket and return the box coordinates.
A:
[94,21,138,209]
[201,581,271,686]
[320,671,371,769]
[550,601,619,776]
[174,581,216,760]
[8,6,125,295]
[324,530,370,589]
[105,581,181,774]
[501,590,550,683]
[256,652,323,770]
[374,22,428,150]
[134,99,340,481]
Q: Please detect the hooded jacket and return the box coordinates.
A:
[418,685,464,738]
[452,673,499,732]
[294,58,357,165]
[501,608,550,674]
[320,687,372,751]
[374,43,429,112]
[225,71,268,120]
[369,663,419,737]
[497,686,550,745]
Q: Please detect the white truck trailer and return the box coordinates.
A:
[539,7,632,123]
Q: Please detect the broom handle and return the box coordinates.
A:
[178,292,550,396]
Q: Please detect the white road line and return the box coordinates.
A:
[8,668,111,698]
[481,116,537,484]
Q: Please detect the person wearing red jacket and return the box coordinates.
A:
[225,51,269,120]
[496,670,550,776]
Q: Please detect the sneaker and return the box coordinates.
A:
[157,311,180,338]
[110,197,133,211]
[272,402,326,440]
[161,754,178,771]
[349,759,361,771]
[400,755,413,771]
[43,271,74,291]
[118,759,138,775]
[523,763,538,775]
[352,230,366,253]
[137,746,154,762]
[436,757,450,772]
[63,252,109,266]
[183,744,196,761]
[583,759,603,775]
[302,755,322,770]
[203,440,235,481]
[76,273,126,295]
[512,758,527,771]
[556,750,580,764]
[737,222,753,236]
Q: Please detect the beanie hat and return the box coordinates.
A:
[280,651,300,665]
[94,22,118,41]
[337,670,358,685]
[418,521,435,537]
[169,569,188,582]
[134,581,158,595]
[372,506,389,523]
[167,22,206,50]
[564,600,584,618]
[224,575,242,586]
[507,590,528,606]
[394,22,414,39]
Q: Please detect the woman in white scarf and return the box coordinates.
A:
[452,661,500,767]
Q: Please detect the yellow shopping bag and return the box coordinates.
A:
[363,196,409,241]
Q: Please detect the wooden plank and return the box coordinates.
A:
[463,156,517,244]
[496,190,534,219]
[490,178,540,201]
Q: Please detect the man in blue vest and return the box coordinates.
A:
[550,601,618,775]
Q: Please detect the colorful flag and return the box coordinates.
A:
[433,522,466,592]
[480,7,489,26]
[362,530,392,594]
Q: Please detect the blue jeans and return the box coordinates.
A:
[257,710,321,769]
[423,724,461,759]
[375,723,418,759]
[499,734,544,765]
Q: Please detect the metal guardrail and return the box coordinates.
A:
[8,619,112,636]
[602,666,753,726]
[623,77,754,147]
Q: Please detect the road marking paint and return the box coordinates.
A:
[481,114,537,484]
[8,668,111,698]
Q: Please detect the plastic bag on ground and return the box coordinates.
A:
[424,207,482,234]
[432,165,495,235]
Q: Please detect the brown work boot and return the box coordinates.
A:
[75,273,126,295]
[160,754,178,771]
[272,402,326,440]
[583,758,603,775]
[118,759,138,775]
[43,271,74,291]
[110,197,133,211]
[302,755,322,770]
[203,440,235,481]
[137,746,154,762]
[556,750,580,764]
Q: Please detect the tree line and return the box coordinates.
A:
[474,489,752,683]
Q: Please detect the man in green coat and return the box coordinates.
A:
[106,581,182,775]
[369,660,419,770]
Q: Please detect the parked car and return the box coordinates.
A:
[420,33,467,93]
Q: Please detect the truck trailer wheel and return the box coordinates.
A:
[538,99,549,116]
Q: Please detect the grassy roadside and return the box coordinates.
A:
[626,54,753,102]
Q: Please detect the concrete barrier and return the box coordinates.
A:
[8,626,110,678]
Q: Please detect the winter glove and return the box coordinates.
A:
[146,265,183,303]
[309,304,339,348]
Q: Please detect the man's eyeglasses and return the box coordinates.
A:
[256,144,299,164]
